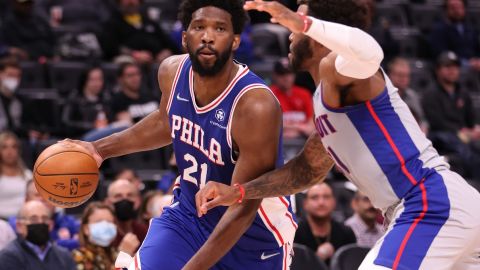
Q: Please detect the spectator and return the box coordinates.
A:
[138,190,166,225]
[111,62,158,124]
[429,0,480,70]
[294,183,356,264]
[387,57,428,130]
[0,0,55,61]
[422,51,480,178]
[8,180,80,251]
[0,131,32,220]
[0,59,22,132]
[62,66,112,138]
[0,220,16,251]
[72,202,139,270]
[105,179,147,252]
[0,201,76,270]
[101,0,178,64]
[345,191,384,248]
[115,168,144,193]
[270,58,315,139]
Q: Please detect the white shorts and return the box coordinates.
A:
[359,170,480,270]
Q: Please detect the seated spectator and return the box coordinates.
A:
[72,202,139,270]
[429,0,480,70]
[8,180,80,251]
[422,51,480,178]
[115,168,144,193]
[62,66,112,138]
[270,58,315,139]
[0,0,55,61]
[294,183,356,264]
[0,131,32,220]
[0,220,16,251]
[345,191,384,248]
[82,63,156,141]
[0,201,75,270]
[387,57,428,130]
[101,0,178,64]
[0,59,22,132]
[105,179,147,252]
[138,190,166,225]
[111,62,157,124]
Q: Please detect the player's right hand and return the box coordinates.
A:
[195,182,240,217]
[59,139,104,167]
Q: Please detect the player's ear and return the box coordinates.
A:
[232,34,241,52]
[182,31,187,51]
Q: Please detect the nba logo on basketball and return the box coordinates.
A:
[70,178,79,195]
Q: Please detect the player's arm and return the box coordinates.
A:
[183,89,282,270]
[244,0,383,83]
[195,131,334,214]
[65,55,185,166]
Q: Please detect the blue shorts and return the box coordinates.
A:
[130,204,292,270]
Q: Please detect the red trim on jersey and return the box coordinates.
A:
[366,101,418,186]
[134,254,139,270]
[278,197,298,229]
[189,66,250,113]
[392,181,428,270]
[259,206,284,245]
[366,100,429,269]
[283,245,288,270]
[166,55,189,113]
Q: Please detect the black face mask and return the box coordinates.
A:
[26,223,50,246]
[114,199,137,221]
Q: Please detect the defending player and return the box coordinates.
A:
[68,1,297,269]
[196,1,480,269]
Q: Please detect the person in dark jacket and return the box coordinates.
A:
[0,200,76,270]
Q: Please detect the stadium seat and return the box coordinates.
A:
[251,24,290,59]
[408,59,435,93]
[249,59,276,83]
[19,61,47,89]
[291,244,329,270]
[409,5,442,33]
[330,244,371,270]
[376,4,409,27]
[143,0,180,22]
[48,61,88,96]
[283,137,307,162]
[459,68,480,93]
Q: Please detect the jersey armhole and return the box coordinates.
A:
[166,55,189,114]
[226,84,278,164]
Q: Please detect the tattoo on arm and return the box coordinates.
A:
[244,133,334,199]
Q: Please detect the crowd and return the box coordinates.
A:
[0,0,480,269]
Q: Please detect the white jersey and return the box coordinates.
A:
[312,72,449,210]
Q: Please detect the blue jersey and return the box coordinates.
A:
[166,55,297,250]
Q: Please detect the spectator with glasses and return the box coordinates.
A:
[0,200,75,270]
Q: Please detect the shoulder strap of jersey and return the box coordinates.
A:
[166,55,190,113]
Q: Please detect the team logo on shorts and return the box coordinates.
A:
[215,109,225,122]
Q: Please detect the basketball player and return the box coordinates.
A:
[195,1,480,269]
[68,1,297,269]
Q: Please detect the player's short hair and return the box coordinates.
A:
[178,0,249,35]
[299,0,369,31]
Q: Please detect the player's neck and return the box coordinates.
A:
[308,64,321,86]
[192,61,239,107]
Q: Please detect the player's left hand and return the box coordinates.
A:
[244,0,305,33]
[195,182,240,217]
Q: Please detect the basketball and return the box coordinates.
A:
[33,142,99,208]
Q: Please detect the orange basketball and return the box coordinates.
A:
[33,142,99,208]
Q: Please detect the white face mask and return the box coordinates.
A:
[2,77,19,93]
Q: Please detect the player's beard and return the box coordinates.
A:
[188,43,232,77]
[291,36,313,72]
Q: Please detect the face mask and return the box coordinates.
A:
[89,221,117,247]
[114,199,136,221]
[2,77,19,93]
[26,223,50,246]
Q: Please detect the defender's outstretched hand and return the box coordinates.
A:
[195,182,240,217]
[244,0,305,33]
